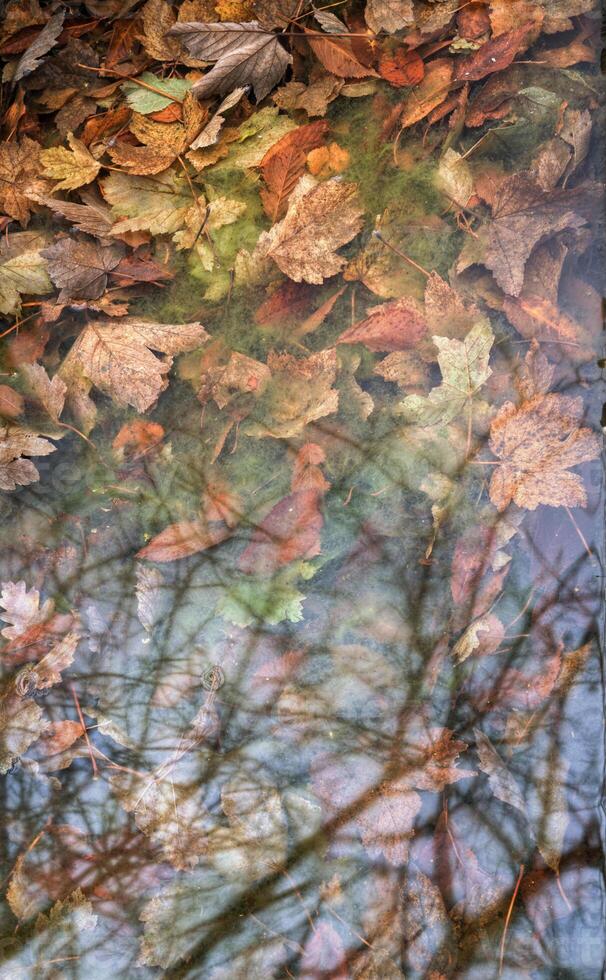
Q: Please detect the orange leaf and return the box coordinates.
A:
[260,120,328,222]
[137,521,230,562]
[305,28,379,79]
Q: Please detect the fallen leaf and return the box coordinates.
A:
[9,9,64,82]
[33,190,114,239]
[399,319,493,427]
[378,45,424,87]
[489,393,601,510]
[399,58,453,128]
[40,132,101,191]
[101,169,196,236]
[20,362,66,422]
[0,425,56,491]
[365,0,414,33]
[0,230,52,316]
[337,296,427,352]
[260,121,328,222]
[305,27,379,79]
[254,175,364,284]
[170,20,292,101]
[59,318,209,425]
[137,520,231,562]
[239,489,323,574]
[452,613,505,662]
[454,24,534,83]
[475,728,526,813]
[273,74,343,116]
[41,236,124,301]
[250,348,339,438]
[0,137,47,225]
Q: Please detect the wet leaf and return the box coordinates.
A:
[475,728,526,813]
[0,138,47,226]
[0,425,56,491]
[365,0,414,33]
[41,236,124,301]
[40,132,101,191]
[9,9,64,82]
[254,175,364,284]
[0,231,52,317]
[260,121,328,221]
[489,392,601,510]
[337,296,427,352]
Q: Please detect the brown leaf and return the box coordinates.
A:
[255,175,364,284]
[138,520,231,562]
[260,121,328,222]
[250,348,339,439]
[365,0,414,33]
[10,9,65,82]
[398,58,453,128]
[41,236,124,301]
[0,385,24,419]
[0,424,56,491]
[378,46,424,87]
[305,27,379,79]
[337,296,427,352]
[452,613,505,662]
[170,21,292,102]
[0,138,46,226]
[20,362,66,422]
[273,74,343,117]
[457,2,490,40]
[59,317,209,426]
[454,24,535,83]
[489,393,601,511]
[484,176,586,296]
[33,191,114,239]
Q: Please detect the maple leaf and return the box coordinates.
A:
[249,348,339,438]
[33,190,114,239]
[365,0,414,33]
[0,231,52,317]
[41,236,124,301]
[0,580,54,641]
[399,319,494,428]
[0,682,48,774]
[488,392,601,511]
[208,772,288,880]
[101,170,196,236]
[59,317,209,427]
[254,175,364,284]
[0,137,47,225]
[482,175,587,296]
[0,425,56,491]
[170,21,292,102]
[39,132,101,192]
[337,296,427,352]
[273,74,343,117]
[260,120,328,222]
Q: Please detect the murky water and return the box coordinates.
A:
[1,7,605,980]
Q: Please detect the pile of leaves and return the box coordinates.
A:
[0,0,603,977]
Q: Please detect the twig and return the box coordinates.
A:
[372,230,431,278]
[70,684,99,780]
[499,863,525,976]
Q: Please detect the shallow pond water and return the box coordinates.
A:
[0,1,604,978]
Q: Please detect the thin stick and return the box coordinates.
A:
[556,870,573,913]
[499,863,525,976]
[564,506,593,559]
[372,230,431,278]
[76,64,185,103]
[70,684,99,779]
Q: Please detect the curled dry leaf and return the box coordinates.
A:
[489,392,601,511]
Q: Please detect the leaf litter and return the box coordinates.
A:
[0,0,603,976]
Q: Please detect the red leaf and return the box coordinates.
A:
[239,489,323,574]
[337,297,427,352]
[137,521,230,562]
[260,121,329,222]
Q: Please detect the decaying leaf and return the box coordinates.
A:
[337,296,427,352]
[42,236,124,301]
[59,318,209,425]
[0,138,47,225]
[365,0,414,33]
[260,121,328,221]
[9,9,65,83]
[0,425,57,491]
[399,319,494,428]
[0,231,52,317]
[489,393,600,510]
[254,175,364,284]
